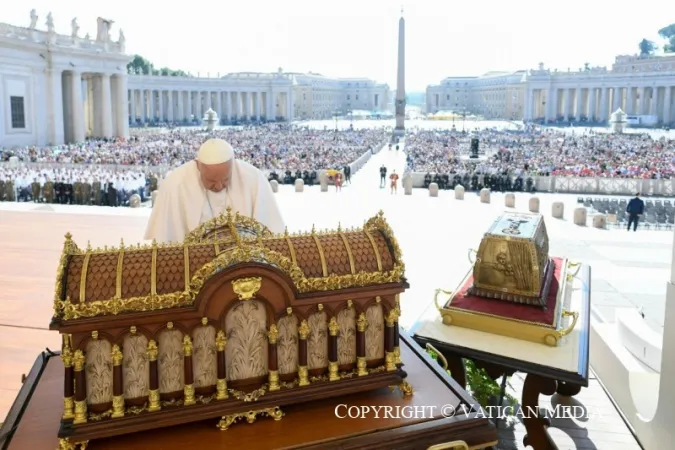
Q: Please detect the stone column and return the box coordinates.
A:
[217,92,223,117]
[70,71,85,143]
[149,90,156,121]
[627,87,635,114]
[600,87,608,121]
[140,90,146,123]
[287,89,294,122]
[111,75,129,138]
[129,90,136,125]
[226,92,232,120]
[267,91,275,119]
[575,87,583,120]
[612,87,622,112]
[563,88,572,119]
[664,87,672,124]
[167,91,174,122]
[46,68,65,145]
[588,88,596,121]
[256,92,262,120]
[544,87,553,122]
[178,91,185,121]
[639,86,646,115]
[650,87,658,116]
[158,90,164,121]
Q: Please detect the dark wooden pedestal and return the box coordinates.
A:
[0,332,498,450]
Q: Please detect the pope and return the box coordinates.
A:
[145,138,285,243]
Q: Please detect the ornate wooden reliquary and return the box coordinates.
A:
[50,210,409,446]
[469,212,554,307]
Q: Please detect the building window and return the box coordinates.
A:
[355,95,359,100]
[10,96,26,129]
[347,95,350,100]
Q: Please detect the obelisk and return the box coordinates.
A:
[393,9,406,137]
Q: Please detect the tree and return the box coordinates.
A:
[126,54,190,76]
[638,38,657,56]
[658,23,675,52]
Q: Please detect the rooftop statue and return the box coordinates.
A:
[46,12,54,33]
[29,9,38,29]
[71,18,79,39]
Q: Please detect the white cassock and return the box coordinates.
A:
[144,159,285,243]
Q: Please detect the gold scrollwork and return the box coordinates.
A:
[216,406,284,431]
[232,277,262,301]
[58,438,89,450]
[53,211,405,321]
[389,380,413,396]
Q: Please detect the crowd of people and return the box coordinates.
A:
[0,125,386,204]
[405,127,675,182]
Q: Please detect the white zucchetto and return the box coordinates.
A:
[197,139,235,165]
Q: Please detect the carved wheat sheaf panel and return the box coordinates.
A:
[277,315,299,375]
[365,304,384,360]
[158,329,185,393]
[225,300,268,381]
[308,311,328,370]
[192,325,217,388]
[337,308,356,365]
[85,339,113,405]
[122,334,149,399]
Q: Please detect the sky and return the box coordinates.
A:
[3,0,673,91]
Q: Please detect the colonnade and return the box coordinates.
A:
[127,89,293,123]
[525,85,674,123]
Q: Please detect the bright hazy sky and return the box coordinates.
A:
[4,0,672,91]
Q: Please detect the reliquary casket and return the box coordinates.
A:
[469,212,554,307]
[50,209,409,444]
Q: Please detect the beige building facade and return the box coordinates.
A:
[427,54,675,125]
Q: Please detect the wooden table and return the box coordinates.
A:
[410,265,592,450]
[0,332,498,450]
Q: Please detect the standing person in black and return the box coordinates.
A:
[379,165,387,188]
[626,193,645,231]
[107,181,118,207]
[343,165,351,184]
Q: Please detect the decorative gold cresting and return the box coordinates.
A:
[338,230,356,275]
[150,242,158,296]
[232,277,262,301]
[312,234,328,277]
[363,227,382,272]
[115,239,125,299]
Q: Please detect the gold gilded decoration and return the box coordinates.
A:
[167,321,174,329]
[216,406,283,431]
[328,317,339,337]
[357,313,368,332]
[427,441,471,450]
[347,299,353,309]
[328,361,340,381]
[73,350,85,371]
[150,245,158,296]
[389,380,413,396]
[148,389,161,412]
[115,241,124,299]
[54,212,405,321]
[214,242,220,255]
[111,395,125,418]
[267,324,279,344]
[338,231,356,275]
[184,207,273,245]
[228,385,267,402]
[284,232,298,266]
[183,335,193,356]
[394,346,402,365]
[183,245,190,293]
[201,317,208,325]
[63,396,75,420]
[357,357,368,376]
[184,384,196,406]
[79,253,91,303]
[376,296,381,303]
[216,378,228,400]
[111,344,123,366]
[58,438,89,450]
[268,370,280,391]
[298,320,310,339]
[318,303,324,311]
[298,366,309,386]
[62,336,73,368]
[286,307,293,315]
[385,351,396,372]
[130,325,137,334]
[215,330,227,351]
[91,330,98,340]
[73,399,87,424]
[312,234,328,277]
[385,307,400,327]
[146,340,158,361]
[232,277,262,301]
[363,227,383,272]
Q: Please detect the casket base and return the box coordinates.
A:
[58,367,408,442]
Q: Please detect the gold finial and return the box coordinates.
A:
[167,322,173,329]
[328,317,339,336]
[257,234,264,247]
[104,245,108,251]
[201,317,208,325]
[337,223,342,232]
[146,340,158,361]
[111,344,123,366]
[347,300,353,309]
[284,227,289,237]
[182,335,193,356]
[286,307,293,315]
[311,224,316,235]
[119,238,125,249]
[317,303,323,311]
[86,241,92,252]
[268,324,279,344]
[91,330,98,340]
[357,313,368,332]
[152,239,158,248]
[64,232,72,241]
[130,326,137,334]
[216,330,227,351]
[298,320,310,339]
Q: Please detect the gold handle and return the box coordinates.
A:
[425,343,448,371]
[434,288,453,311]
[428,441,469,450]
[559,310,579,337]
[467,249,478,264]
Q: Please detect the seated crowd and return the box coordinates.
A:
[0,125,386,203]
[405,128,675,191]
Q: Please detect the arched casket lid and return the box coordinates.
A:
[52,210,405,321]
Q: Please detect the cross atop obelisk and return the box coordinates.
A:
[393,8,406,137]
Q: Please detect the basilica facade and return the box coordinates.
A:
[0,14,389,148]
[426,55,675,126]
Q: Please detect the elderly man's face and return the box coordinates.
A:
[197,160,233,193]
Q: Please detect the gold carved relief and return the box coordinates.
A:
[85,339,113,405]
[192,325,217,388]
[307,311,328,370]
[232,277,262,301]
[365,304,384,360]
[157,329,185,394]
[225,300,268,381]
[337,308,356,365]
[276,315,299,375]
[122,333,149,399]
